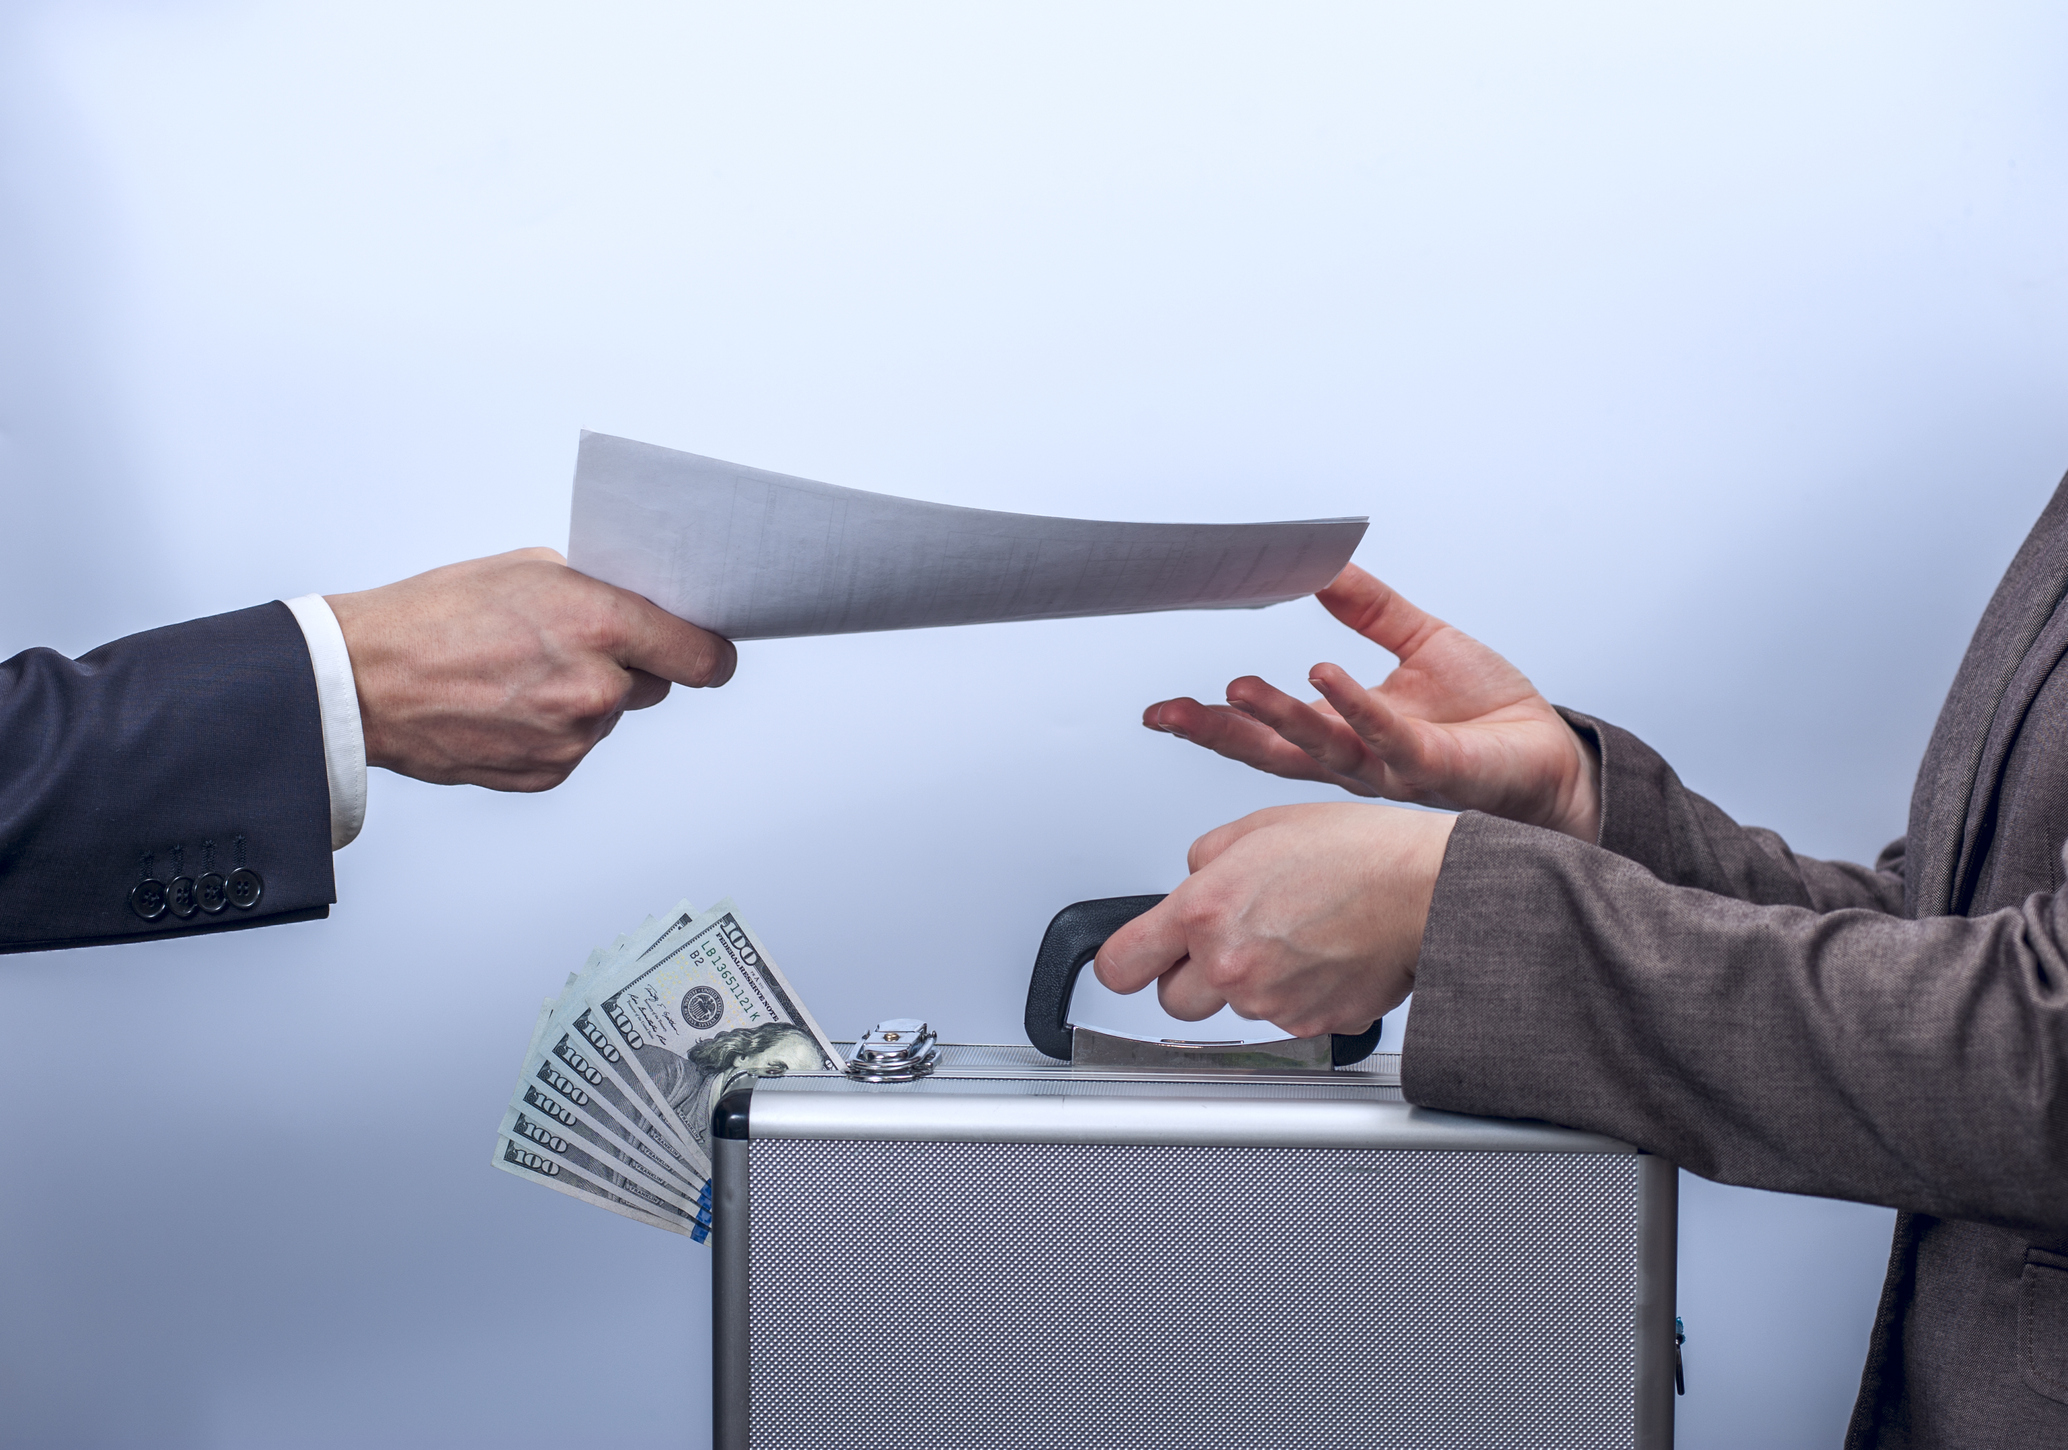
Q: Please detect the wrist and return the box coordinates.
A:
[1552,725,1603,843]
[1373,808,1457,994]
[323,589,408,773]
[283,595,369,849]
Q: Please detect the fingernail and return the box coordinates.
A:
[1227,700,1261,719]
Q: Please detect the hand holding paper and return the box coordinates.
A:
[328,547,737,793]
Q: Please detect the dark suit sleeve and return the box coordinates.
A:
[0,602,336,953]
[1403,804,2068,1241]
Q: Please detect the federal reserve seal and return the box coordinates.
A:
[680,985,726,1030]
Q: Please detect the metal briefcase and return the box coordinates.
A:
[712,898,1680,1450]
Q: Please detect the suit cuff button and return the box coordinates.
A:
[129,879,169,922]
[226,868,264,910]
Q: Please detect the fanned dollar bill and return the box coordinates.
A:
[497,1090,702,1209]
[583,901,841,1164]
[492,898,835,1242]
[516,907,713,1171]
[560,1005,695,1161]
[494,1000,712,1235]
[518,1034,706,1191]
[495,1107,709,1224]
[493,1133,709,1240]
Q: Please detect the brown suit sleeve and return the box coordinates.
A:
[1402,727,2067,1240]
[1559,707,1906,913]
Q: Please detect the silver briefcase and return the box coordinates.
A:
[712,897,1680,1450]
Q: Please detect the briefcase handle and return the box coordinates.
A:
[1023,895,1383,1067]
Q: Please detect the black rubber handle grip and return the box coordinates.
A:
[1023,895,1382,1067]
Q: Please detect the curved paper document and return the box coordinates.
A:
[567,432,1368,641]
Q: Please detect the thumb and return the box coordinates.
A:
[1316,563,1445,661]
[610,587,738,688]
[1094,895,1193,995]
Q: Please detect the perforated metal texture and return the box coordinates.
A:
[747,1140,1641,1450]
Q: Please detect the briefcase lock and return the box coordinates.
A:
[845,1018,942,1082]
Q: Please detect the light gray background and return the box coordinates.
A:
[3,2,2064,1446]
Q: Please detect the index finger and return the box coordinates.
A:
[1315,563,1448,662]
[609,587,739,689]
[1093,896,1193,996]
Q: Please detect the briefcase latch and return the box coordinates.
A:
[845,1018,942,1083]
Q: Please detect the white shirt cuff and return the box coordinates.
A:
[283,594,368,851]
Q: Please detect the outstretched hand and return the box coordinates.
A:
[1142,564,1600,842]
[328,548,736,792]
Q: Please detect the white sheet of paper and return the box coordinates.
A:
[566,432,1369,640]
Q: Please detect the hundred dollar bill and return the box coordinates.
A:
[518,1040,706,1191]
[508,981,712,1188]
[496,897,826,1241]
[546,903,734,1144]
[493,1133,707,1240]
[538,1016,706,1176]
[503,1008,705,1199]
[567,1003,696,1149]
[607,903,711,987]
[497,996,713,1237]
[522,905,719,1164]
[495,1115,709,1230]
[495,1098,705,1216]
[585,900,840,1163]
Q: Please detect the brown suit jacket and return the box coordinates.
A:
[1403,481,2068,1447]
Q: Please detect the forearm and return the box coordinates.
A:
[1404,812,2068,1237]
[1560,708,1906,913]
[0,604,336,953]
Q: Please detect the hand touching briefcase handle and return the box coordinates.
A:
[1023,895,1382,1068]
